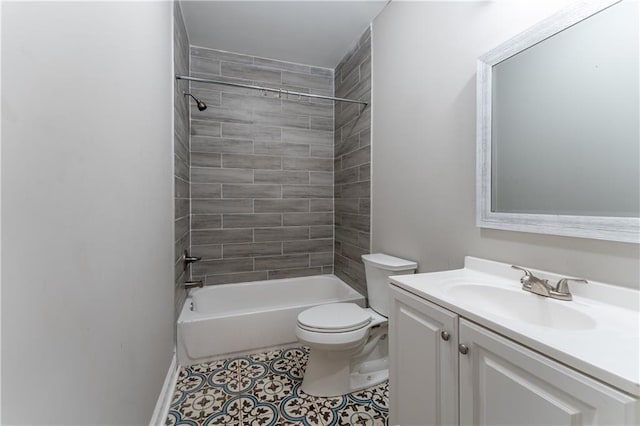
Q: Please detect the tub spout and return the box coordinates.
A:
[185,280,203,289]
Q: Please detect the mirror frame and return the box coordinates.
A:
[476,0,639,244]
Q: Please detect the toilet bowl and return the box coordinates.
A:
[295,253,417,396]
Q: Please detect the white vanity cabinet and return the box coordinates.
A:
[459,319,637,426]
[389,285,639,426]
[389,285,459,426]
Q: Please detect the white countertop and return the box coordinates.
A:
[389,256,640,397]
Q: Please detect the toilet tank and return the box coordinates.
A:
[362,253,417,317]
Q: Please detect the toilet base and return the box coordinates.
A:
[301,334,389,397]
[301,353,389,397]
[301,349,352,396]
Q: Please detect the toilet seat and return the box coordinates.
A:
[297,303,372,333]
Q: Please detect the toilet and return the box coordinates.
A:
[295,253,417,396]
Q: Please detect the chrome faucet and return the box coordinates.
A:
[511,266,587,301]
[511,265,553,297]
[184,280,204,290]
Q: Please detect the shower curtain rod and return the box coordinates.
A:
[175,75,368,106]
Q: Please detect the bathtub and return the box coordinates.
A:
[177,274,364,366]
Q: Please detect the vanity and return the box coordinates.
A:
[388,257,639,425]
[387,1,640,422]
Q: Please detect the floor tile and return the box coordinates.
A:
[167,346,389,426]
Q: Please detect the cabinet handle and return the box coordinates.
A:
[441,331,450,341]
[458,344,469,355]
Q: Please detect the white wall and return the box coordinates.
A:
[371,0,640,289]
[1,2,174,424]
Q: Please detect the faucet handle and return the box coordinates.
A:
[511,265,550,293]
[183,250,202,271]
[555,277,588,294]
[511,265,533,276]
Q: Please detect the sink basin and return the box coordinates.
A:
[446,283,597,330]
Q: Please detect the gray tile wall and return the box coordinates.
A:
[174,1,190,319]
[334,28,372,295]
[188,46,335,284]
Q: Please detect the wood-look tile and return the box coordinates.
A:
[282,128,333,145]
[282,70,332,90]
[191,136,253,154]
[254,199,309,213]
[222,154,282,170]
[191,215,223,230]
[221,61,282,84]
[191,152,222,168]
[310,144,333,159]
[340,181,370,199]
[283,212,333,226]
[223,242,282,258]
[282,185,333,199]
[342,145,370,170]
[191,167,253,184]
[253,56,311,74]
[253,110,310,130]
[191,183,222,199]
[268,267,323,279]
[309,171,333,185]
[309,225,333,239]
[192,199,253,214]
[190,46,254,64]
[253,141,310,157]
[310,199,334,212]
[254,170,309,184]
[222,184,281,199]
[192,258,254,276]
[283,157,333,172]
[190,244,222,260]
[310,116,334,131]
[223,213,282,228]
[254,254,309,271]
[283,239,333,254]
[175,215,189,242]
[254,227,309,242]
[191,120,221,137]
[310,252,333,267]
[222,123,281,143]
[191,228,253,244]
[204,271,268,285]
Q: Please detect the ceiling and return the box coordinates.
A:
[179,1,389,69]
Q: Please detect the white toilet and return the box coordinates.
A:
[295,253,417,396]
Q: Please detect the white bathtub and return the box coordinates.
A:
[177,274,364,366]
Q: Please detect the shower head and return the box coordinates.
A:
[184,93,207,111]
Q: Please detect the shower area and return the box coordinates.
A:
[173,2,372,327]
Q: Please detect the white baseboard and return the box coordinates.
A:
[149,350,179,426]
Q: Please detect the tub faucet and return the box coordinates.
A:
[185,280,204,290]
[183,250,202,271]
[511,266,587,301]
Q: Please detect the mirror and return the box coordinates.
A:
[477,0,640,243]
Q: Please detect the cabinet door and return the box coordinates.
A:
[389,285,459,426]
[459,319,638,426]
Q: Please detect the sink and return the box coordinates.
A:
[445,283,597,330]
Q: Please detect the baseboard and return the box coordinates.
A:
[149,350,179,426]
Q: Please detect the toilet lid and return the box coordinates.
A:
[297,303,372,332]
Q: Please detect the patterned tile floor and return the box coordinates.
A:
[166,346,388,426]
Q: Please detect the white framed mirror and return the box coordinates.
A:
[476,0,640,243]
